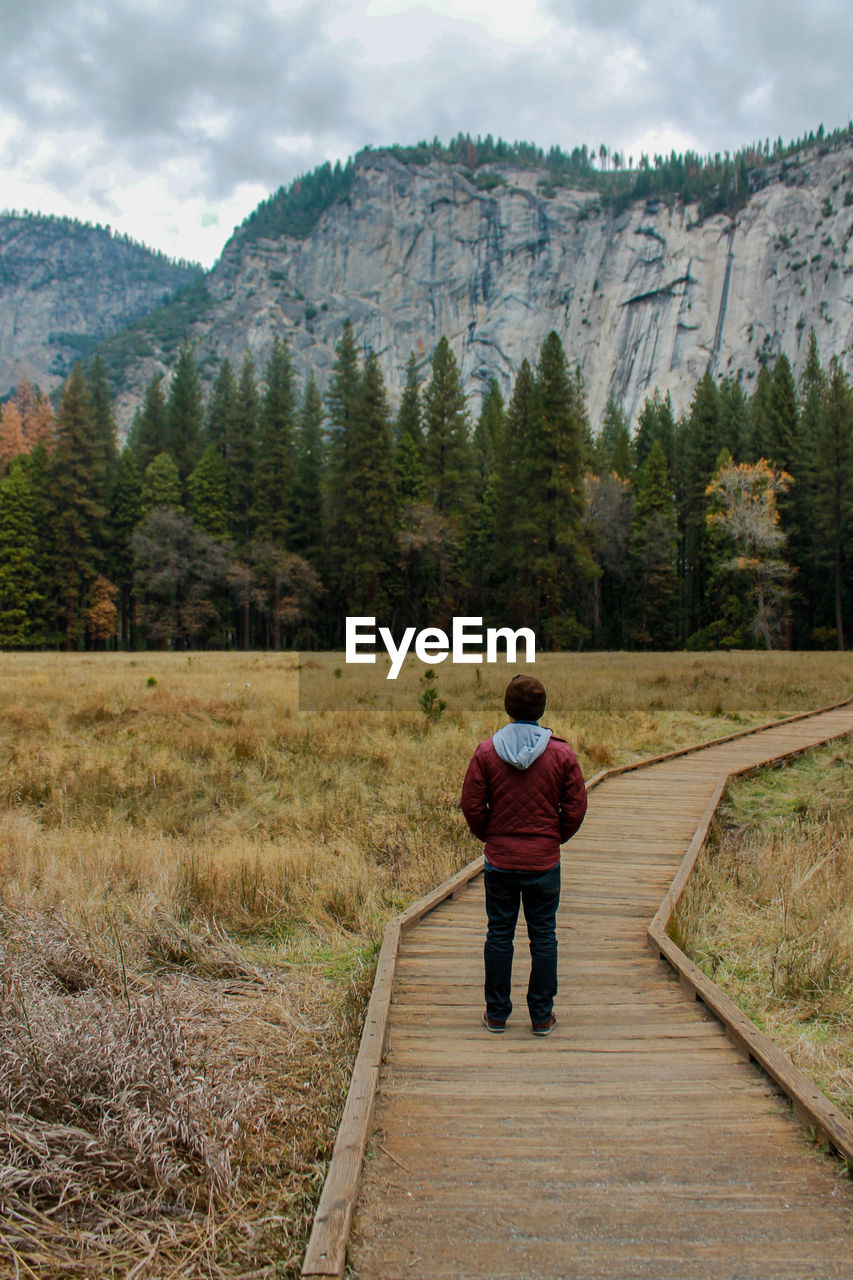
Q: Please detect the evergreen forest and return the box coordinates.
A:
[0,325,850,653]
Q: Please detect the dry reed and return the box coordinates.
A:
[0,904,367,1277]
[674,736,853,1119]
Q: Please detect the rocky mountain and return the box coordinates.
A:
[0,215,201,396]
[7,136,853,431]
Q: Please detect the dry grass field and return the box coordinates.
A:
[674,734,853,1121]
[0,649,851,1276]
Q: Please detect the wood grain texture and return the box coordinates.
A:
[304,699,853,1279]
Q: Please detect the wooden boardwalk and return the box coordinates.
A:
[320,705,853,1279]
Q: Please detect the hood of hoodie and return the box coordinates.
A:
[492,722,553,770]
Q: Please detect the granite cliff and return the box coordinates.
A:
[6,138,853,431]
[112,138,853,430]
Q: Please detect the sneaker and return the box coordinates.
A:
[482,1012,506,1033]
[531,1014,557,1036]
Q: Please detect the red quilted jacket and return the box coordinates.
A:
[460,733,588,871]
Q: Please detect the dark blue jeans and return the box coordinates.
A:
[483,863,561,1024]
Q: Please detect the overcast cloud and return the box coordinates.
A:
[0,0,849,266]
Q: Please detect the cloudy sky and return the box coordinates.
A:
[1,0,850,267]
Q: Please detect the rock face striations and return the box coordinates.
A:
[5,139,853,430]
[0,215,201,396]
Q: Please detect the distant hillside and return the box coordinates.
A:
[0,214,201,395]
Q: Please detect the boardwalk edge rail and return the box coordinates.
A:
[301,694,853,1278]
[646,711,853,1170]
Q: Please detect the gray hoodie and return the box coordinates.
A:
[492,721,553,770]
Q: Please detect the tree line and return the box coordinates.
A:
[238,121,853,246]
[0,326,850,652]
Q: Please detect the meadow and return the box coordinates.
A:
[675,734,853,1122]
[0,649,851,1277]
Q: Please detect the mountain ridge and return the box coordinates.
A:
[105,134,853,431]
[2,128,852,431]
[0,214,202,397]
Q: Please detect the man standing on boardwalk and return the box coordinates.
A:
[460,674,588,1035]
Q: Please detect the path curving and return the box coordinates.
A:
[319,704,853,1279]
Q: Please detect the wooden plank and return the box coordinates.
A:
[584,694,853,787]
[650,924,853,1166]
[301,919,400,1278]
[395,857,484,930]
[306,700,853,1278]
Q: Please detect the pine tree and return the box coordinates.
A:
[0,458,44,647]
[679,372,723,639]
[227,357,260,644]
[629,440,677,647]
[109,446,143,648]
[142,452,183,514]
[291,374,325,564]
[472,377,505,496]
[421,336,473,613]
[128,374,168,473]
[422,336,473,516]
[718,377,750,460]
[488,358,539,623]
[745,363,773,461]
[463,378,506,610]
[762,355,799,472]
[188,443,229,539]
[799,330,825,444]
[529,331,593,646]
[788,331,825,641]
[815,358,853,649]
[584,471,632,647]
[395,351,424,450]
[88,356,118,483]
[395,430,427,503]
[165,342,204,482]
[23,442,52,625]
[227,356,259,546]
[610,425,634,481]
[49,363,107,647]
[635,389,675,471]
[87,356,119,562]
[394,351,426,501]
[338,350,399,614]
[323,324,362,626]
[205,359,237,459]
[325,320,361,500]
[253,337,297,546]
[594,395,633,478]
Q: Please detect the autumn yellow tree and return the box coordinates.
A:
[706,457,793,648]
[0,401,25,473]
[85,574,118,647]
[25,389,57,451]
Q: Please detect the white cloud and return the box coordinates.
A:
[0,0,848,266]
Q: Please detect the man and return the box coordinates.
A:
[460,674,587,1035]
